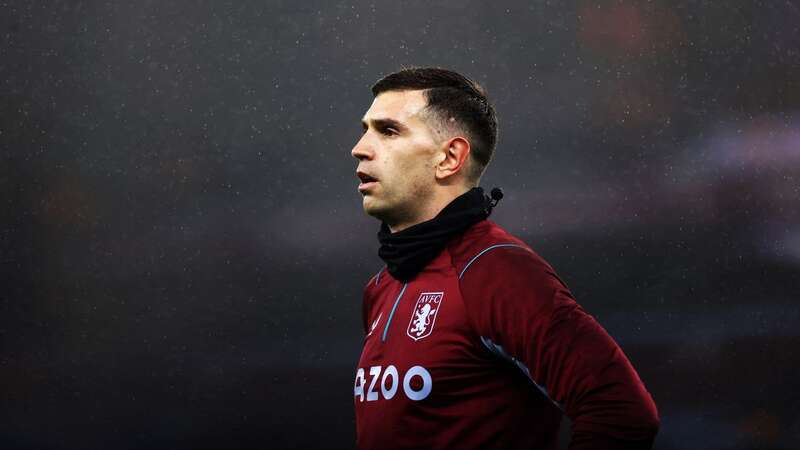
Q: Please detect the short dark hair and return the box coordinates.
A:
[371,66,498,185]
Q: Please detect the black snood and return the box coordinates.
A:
[377,187,503,282]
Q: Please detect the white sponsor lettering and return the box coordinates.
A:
[367,366,381,401]
[403,365,432,401]
[354,368,366,401]
[353,365,432,402]
[381,365,399,399]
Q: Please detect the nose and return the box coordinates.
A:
[351,134,374,161]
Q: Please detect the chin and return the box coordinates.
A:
[362,197,381,216]
[362,197,391,221]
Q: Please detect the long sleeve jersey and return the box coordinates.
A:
[353,219,660,449]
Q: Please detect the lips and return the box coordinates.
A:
[357,171,378,183]
[357,170,379,193]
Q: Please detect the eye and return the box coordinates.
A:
[382,127,398,136]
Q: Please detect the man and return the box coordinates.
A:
[350,67,660,450]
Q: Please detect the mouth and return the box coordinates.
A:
[357,171,379,193]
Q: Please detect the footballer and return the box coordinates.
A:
[350,67,660,450]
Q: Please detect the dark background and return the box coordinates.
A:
[2,1,798,449]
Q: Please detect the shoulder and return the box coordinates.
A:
[448,220,573,310]
[360,265,387,330]
[448,220,557,282]
[368,265,387,286]
[362,265,388,296]
[450,221,577,342]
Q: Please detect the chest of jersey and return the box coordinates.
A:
[353,254,493,415]
[353,232,572,450]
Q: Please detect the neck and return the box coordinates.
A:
[387,185,472,233]
[376,185,495,283]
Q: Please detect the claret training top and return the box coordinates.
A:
[353,203,660,449]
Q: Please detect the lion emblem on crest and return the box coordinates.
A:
[407,292,444,341]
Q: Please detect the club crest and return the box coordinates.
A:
[406,292,444,341]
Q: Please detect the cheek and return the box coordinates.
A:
[382,144,434,192]
[394,148,430,175]
[399,163,435,199]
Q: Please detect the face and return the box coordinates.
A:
[351,90,443,228]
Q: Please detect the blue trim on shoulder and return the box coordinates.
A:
[459,243,530,279]
[381,282,408,342]
[374,266,385,286]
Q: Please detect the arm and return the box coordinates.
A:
[459,247,660,449]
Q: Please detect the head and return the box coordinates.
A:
[351,67,498,232]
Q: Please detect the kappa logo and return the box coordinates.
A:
[406,292,443,341]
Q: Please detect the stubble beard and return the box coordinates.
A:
[364,181,433,232]
[363,192,407,228]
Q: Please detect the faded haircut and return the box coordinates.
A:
[371,66,498,185]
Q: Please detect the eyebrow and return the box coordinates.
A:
[360,117,408,132]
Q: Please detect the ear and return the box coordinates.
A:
[434,137,471,181]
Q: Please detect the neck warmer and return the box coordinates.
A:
[377,186,504,282]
